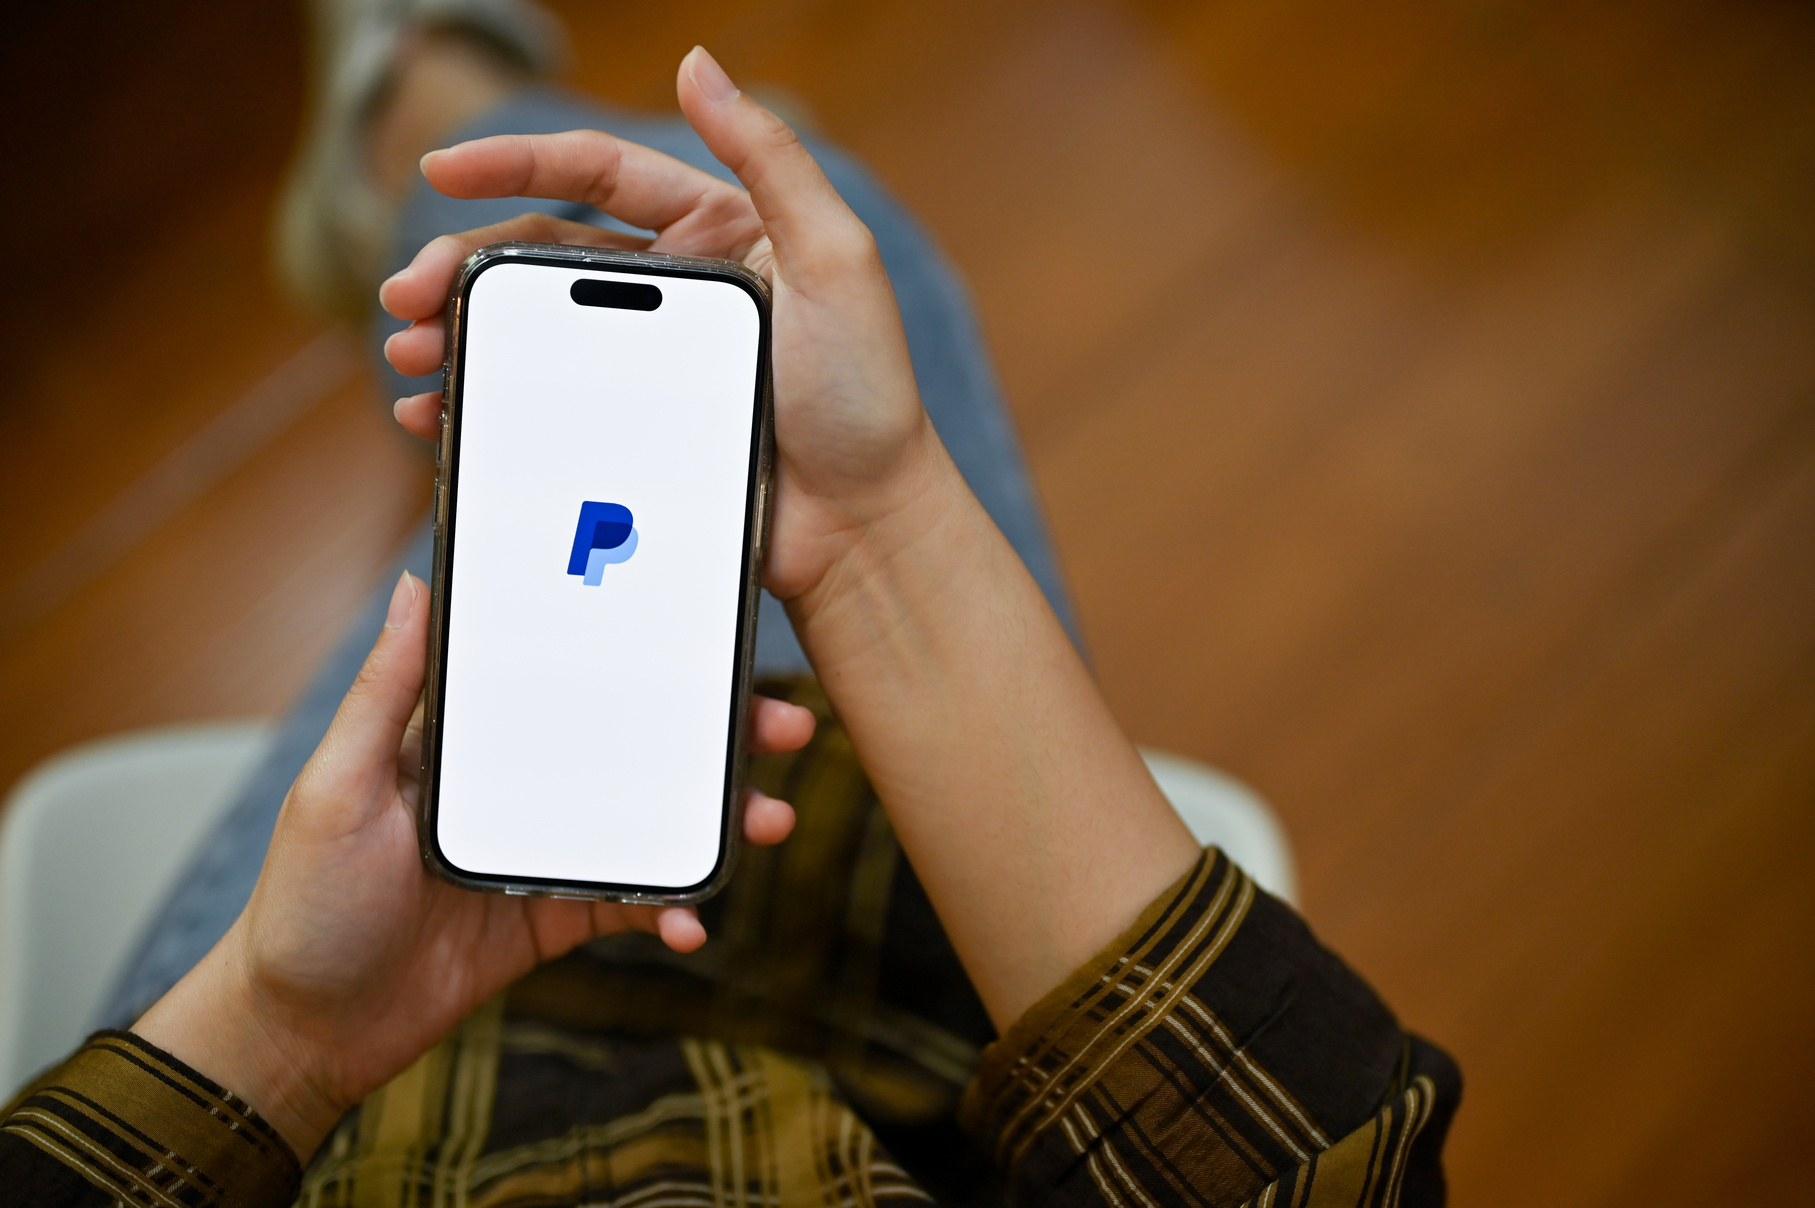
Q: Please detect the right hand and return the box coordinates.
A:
[135,572,815,1160]
[379,46,962,618]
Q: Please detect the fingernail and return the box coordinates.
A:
[385,571,418,629]
[690,46,739,104]
[419,149,442,175]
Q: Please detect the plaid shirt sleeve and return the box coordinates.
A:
[0,848,1458,1208]
[961,848,1462,1208]
[0,1030,301,1208]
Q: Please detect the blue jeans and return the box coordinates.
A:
[100,90,1074,1028]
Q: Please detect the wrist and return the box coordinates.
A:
[132,924,348,1161]
[783,429,983,652]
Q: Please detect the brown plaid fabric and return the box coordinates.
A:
[961,850,1458,1207]
[0,1029,301,1207]
[0,677,1459,1207]
[293,999,935,1207]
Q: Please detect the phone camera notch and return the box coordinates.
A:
[571,279,663,311]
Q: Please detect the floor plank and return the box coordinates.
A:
[0,367,429,794]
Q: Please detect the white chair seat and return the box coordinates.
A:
[1141,748,1297,906]
[0,722,273,1099]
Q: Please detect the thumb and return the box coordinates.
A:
[312,572,429,785]
[676,47,874,283]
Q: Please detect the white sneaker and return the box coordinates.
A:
[273,0,566,322]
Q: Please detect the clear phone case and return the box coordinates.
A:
[416,242,776,905]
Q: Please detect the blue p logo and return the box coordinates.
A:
[567,501,638,585]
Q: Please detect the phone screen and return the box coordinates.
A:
[429,256,766,894]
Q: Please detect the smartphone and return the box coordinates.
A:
[418,242,773,904]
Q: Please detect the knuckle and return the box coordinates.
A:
[578,135,627,209]
[346,652,389,703]
[837,222,881,266]
[799,221,879,279]
[425,232,467,264]
[502,212,553,238]
[702,191,763,241]
[760,115,805,158]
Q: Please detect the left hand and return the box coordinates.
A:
[134,569,815,1161]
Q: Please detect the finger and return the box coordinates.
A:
[526,897,653,962]
[742,791,797,846]
[383,317,445,378]
[420,130,763,257]
[379,211,650,322]
[392,391,442,440]
[676,48,875,283]
[309,572,429,787]
[396,698,428,806]
[749,695,816,755]
[657,907,707,953]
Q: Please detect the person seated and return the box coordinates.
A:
[0,5,1459,1205]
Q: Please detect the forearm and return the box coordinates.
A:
[789,432,1199,1028]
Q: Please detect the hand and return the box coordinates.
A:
[380,46,1195,1051]
[380,46,958,616]
[134,570,816,1161]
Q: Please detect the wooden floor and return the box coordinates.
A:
[4,1,1811,1202]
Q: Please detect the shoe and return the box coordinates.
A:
[274,0,566,323]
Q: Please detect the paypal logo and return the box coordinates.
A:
[567,501,638,585]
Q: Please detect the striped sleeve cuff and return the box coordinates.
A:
[1,1030,301,1208]
[960,848,1460,1207]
